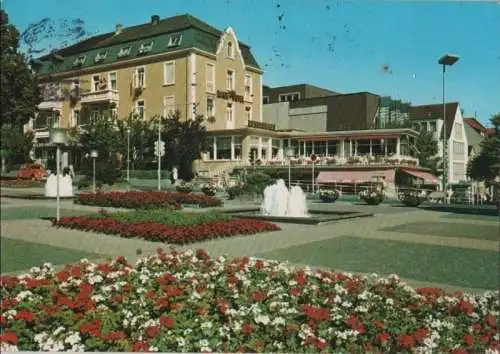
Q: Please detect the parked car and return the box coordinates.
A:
[16,163,48,180]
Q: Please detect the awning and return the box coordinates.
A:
[316,169,396,184]
[401,168,439,184]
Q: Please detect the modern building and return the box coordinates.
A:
[377,96,411,129]
[262,84,340,104]
[463,117,487,158]
[28,14,263,167]
[409,102,469,185]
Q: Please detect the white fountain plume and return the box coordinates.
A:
[261,179,309,217]
[45,173,74,197]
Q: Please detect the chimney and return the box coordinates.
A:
[151,15,160,25]
[115,23,122,35]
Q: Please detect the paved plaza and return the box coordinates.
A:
[1,194,498,294]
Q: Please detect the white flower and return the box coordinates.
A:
[176,337,186,347]
[254,314,270,325]
[201,321,213,330]
[53,326,66,337]
[148,346,159,352]
[64,332,81,346]
[199,339,209,347]
[385,298,394,306]
[272,316,286,326]
[200,347,212,352]
[0,342,19,351]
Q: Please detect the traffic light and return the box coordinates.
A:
[154,141,165,157]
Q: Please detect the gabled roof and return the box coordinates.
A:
[409,102,459,138]
[464,117,486,133]
[35,14,260,75]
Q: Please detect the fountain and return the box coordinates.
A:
[261,179,309,217]
[44,173,74,198]
[225,178,373,225]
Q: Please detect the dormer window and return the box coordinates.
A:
[118,46,132,58]
[167,34,182,47]
[73,55,86,67]
[226,41,234,58]
[138,41,154,55]
[94,51,108,63]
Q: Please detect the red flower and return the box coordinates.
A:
[102,331,125,341]
[376,332,390,343]
[463,334,474,346]
[255,260,265,270]
[132,341,150,352]
[159,315,174,329]
[15,310,34,322]
[414,328,428,342]
[315,338,328,350]
[452,349,468,354]
[55,270,70,282]
[486,314,497,328]
[459,299,474,316]
[303,304,329,321]
[252,291,266,302]
[242,323,253,334]
[397,334,415,348]
[294,271,307,285]
[289,287,301,297]
[0,331,18,345]
[145,326,159,339]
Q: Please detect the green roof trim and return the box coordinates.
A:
[36,14,260,76]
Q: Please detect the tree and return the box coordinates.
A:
[78,118,122,185]
[0,126,35,171]
[115,114,156,170]
[1,10,40,127]
[467,113,500,182]
[413,129,441,175]
[162,111,209,181]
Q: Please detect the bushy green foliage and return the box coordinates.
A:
[244,171,273,196]
[468,113,500,182]
[101,209,232,226]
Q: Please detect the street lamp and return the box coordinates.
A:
[90,150,98,193]
[286,148,295,190]
[126,127,131,182]
[438,53,459,192]
[49,128,67,221]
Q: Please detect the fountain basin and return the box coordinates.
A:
[223,208,374,225]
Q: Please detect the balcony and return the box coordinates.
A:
[80,89,119,104]
[38,100,63,111]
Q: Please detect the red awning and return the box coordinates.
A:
[401,169,439,184]
[316,169,395,184]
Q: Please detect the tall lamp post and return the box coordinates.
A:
[49,128,67,222]
[286,148,295,190]
[438,53,459,192]
[90,150,98,193]
[126,127,131,182]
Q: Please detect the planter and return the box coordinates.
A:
[399,191,427,207]
[360,191,385,205]
[319,190,339,203]
[201,186,216,196]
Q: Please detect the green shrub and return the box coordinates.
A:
[244,172,273,196]
[227,185,245,200]
[129,170,171,180]
[101,209,233,226]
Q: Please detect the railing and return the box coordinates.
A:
[80,89,119,104]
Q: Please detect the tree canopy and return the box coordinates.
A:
[1,10,40,127]
[467,113,500,182]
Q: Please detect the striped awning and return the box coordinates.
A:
[316,169,396,184]
[401,168,439,184]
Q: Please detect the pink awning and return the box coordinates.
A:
[316,169,395,184]
[401,168,439,184]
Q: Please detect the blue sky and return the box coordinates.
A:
[4,0,500,125]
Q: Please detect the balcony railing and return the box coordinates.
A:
[80,89,119,104]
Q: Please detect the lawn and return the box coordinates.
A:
[0,206,90,221]
[0,237,103,273]
[440,213,500,222]
[380,221,498,241]
[258,236,500,290]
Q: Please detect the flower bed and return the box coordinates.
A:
[75,191,222,209]
[0,179,44,188]
[1,249,498,353]
[52,211,280,245]
[318,189,340,203]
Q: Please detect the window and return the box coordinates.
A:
[205,138,215,160]
[206,63,215,93]
[90,110,100,124]
[263,96,270,104]
[110,108,118,118]
[245,106,252,122]
[226,70,235,90]
[108,72,117,90]
[429,121,436,132]
[216,137,232,160]
[73,55,86,66]
[226,41,234,58]
[233,136,242,160]
[244,74,252,100]
[73,109,80,126]
[118,46,131,58]
[167,34,182,47]
[278,93,300,102]
[92,75,100,92]
[261,138,269,160]
[135,67,145,88]
[164,61,175,85]
[94,51,107,63]
[226,103,233,122]
[206,97,215,118]
[163,96,175,117]
[71,79,80,97]
[136,100,145,120]
[47,114,60,128]
[454,122,463,139]
[138,41,154,54]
